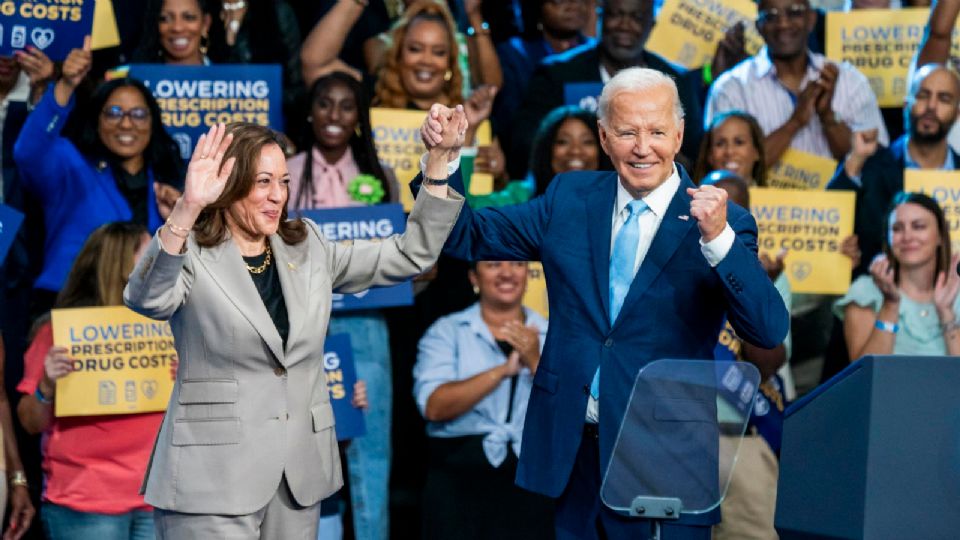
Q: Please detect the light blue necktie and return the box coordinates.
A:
[591,199,648,400]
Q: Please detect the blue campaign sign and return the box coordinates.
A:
[0,1,96,60]
[0,203,24,267]
[126,64,284,160]
[297,204,414,312]
[563,82,604,112]
[324,333,366,441]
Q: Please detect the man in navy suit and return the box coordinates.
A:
[418,68,789,539]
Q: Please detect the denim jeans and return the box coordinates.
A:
[328,312,391,540]
[41,503,155,540]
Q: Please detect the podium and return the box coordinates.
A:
[775,356,960,539]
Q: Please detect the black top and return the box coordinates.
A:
[243,249,290,347]
[114,167,148,225]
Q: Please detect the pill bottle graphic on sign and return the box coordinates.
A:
[99,381,116,405]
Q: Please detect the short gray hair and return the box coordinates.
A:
[597,68,685,127]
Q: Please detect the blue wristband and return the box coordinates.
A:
[34,387,52,404]
[875,319,899,334]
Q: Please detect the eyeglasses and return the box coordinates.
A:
[757,4,809,25]
[101,105,151,126]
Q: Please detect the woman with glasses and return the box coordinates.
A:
[13,40,183,315]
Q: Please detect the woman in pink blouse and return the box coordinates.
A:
[285,71,397,539]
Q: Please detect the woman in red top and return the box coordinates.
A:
[17,222,162,540]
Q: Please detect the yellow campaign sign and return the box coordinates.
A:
[825,8,945,107]
[904,169,960,255]
[522,262,548,319]
[370,108,491,212]
[51,306,177,417]
[645,0,763,69]
[750,188,855,295]
[91,0,120,50]
[766,148,838,190]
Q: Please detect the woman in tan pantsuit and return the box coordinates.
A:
[124,109,467,539]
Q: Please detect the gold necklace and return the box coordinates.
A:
[246,244,272,274]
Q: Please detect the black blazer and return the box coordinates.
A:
[827,135,960,276]
[502,42,705,179]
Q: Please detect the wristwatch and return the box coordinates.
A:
[422,175,449,186]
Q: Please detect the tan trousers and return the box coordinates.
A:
[713,434,779,540]
[154,475,321,540]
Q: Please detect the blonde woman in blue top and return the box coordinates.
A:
[414,260,554,540]
[836,192,960,358]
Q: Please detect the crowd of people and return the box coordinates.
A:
[0,0,957,538]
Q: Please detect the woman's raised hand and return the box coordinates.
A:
[934,253,960,321]
[182,123,236,210]
[869,254,900,303]
[60,36,92,89]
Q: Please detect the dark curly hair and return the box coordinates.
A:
[373,0,464,109]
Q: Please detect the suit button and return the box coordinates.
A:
[604,338,614,348]
[274,366,286,377]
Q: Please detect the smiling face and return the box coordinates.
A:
[707,117,761,182]
[756,0,815,61]
[470,261,529,309]
[311,81,359,152]
[598,86,684,197]
[158,0,210,64]
[889,202,941,269]
[398,18,451,102]
[551,117,600,174]
[601,0,654,65]
[98,86,152,164]
[227,143,290,240]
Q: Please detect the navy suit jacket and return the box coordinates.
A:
[415,166,788,523]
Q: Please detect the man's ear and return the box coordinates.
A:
[598,120,610,155]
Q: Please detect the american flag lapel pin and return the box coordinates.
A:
[678,215,690,221]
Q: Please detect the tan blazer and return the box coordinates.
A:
[124,191,463,515]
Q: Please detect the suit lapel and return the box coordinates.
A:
[611,176,696,332]
[270,234,311,354]
[195,239,285,363]
[586,172,619,329]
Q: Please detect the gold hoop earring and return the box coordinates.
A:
[355,125,362,137]
[443,70,452,82]
[200,33,209,56]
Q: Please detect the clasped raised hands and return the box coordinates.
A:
[421,103,468,158]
